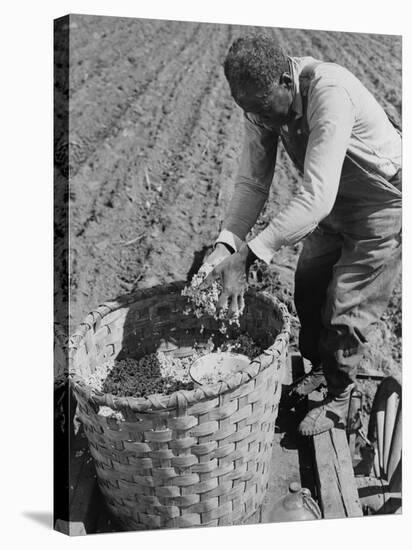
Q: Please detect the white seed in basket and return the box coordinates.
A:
[182,268,244,327]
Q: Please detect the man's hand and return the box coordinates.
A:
[200,243,233,276]
[202,244,258,318]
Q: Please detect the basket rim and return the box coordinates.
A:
[68,281,290,413]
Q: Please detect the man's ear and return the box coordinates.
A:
[280,72,293,89]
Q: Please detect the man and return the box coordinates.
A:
[202,34,401,436]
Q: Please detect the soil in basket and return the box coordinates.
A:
[87,334,263,399]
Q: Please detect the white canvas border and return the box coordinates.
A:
[1,0,409,548]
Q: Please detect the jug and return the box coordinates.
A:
[267,482,321,522]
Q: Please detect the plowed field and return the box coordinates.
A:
[55,15,401,384]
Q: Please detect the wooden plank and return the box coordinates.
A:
[310,391,363,519]
[330,429,363,517]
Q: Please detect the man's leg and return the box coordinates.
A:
[299,199,401,435]
[291,225,341,398]
[320,230,401,393]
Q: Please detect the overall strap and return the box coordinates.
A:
[297,61,325,124]
[298,61,324,100]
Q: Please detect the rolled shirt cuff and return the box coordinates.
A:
[248,220,319,265]
[247,235,276,265]
[215,229,244,253]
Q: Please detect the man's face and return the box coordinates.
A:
[234,77,294,131]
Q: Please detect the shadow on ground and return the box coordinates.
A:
[22,511,53,529]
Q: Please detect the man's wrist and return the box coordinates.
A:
[246,245,258,269]
[239,243,258,269]
[215,229,243,253]
[215,241,235,254]
[247,237,273,265]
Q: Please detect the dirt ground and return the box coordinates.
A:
[55,15,402,390]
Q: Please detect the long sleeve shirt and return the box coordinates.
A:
[216,56,401,264]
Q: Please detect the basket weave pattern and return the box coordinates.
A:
[70,282,290,530]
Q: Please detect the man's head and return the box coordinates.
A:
[223,34,294,129]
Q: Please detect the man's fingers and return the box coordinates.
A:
[217,289,229,311]
[219,291,241,319]
[228,294,239,319]
[238,293,245,314]
[199,267,220,290]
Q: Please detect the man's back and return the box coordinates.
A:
[291,57,401,179]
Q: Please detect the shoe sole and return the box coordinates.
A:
[299,422,346,437]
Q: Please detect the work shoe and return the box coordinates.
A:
[288,370,326,401]
[298,384,355,436]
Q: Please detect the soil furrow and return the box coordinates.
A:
[69,22,217,239]
[69,19,169,98]
[68,23,203,235]
[67,22,200,178]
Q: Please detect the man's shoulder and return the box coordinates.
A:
[314,61,355,81]
[293,57,354,84]
[295,59,360,108]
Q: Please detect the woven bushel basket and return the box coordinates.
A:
[70,282,290,530]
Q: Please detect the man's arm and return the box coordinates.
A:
[248,85,356,264]
[215,113,278,252]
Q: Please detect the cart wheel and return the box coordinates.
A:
[367,376,401,491]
